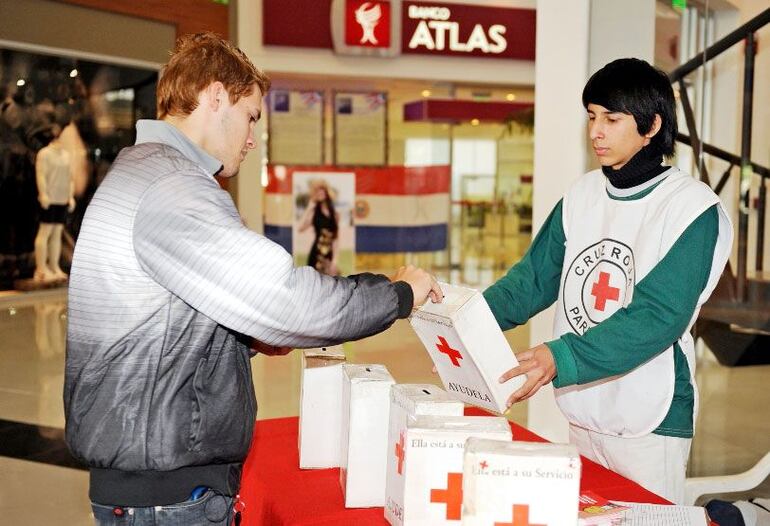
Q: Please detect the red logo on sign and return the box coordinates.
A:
[345,0,391,48]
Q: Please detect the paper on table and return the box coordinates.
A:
[613,502,709,526]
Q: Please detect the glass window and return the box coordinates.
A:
[0,47,157,289]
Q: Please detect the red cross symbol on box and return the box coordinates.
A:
[430,472,463,520]
[435,336,463,367]
[590,271,620,311]
[494,504,547,526]
[479,460,488,470]
[395,430,405,475]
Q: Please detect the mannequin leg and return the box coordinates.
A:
[34,223,55,281]
[48,223,67,280]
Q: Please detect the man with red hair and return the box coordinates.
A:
[65,33,441,525]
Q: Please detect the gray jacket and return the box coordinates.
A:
[64,121,410,504]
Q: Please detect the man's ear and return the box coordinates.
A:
[202,81,227,112]
[644,114,662,143]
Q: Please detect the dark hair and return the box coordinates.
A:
[582,58,677,158]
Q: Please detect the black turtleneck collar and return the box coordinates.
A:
[601,146,669,189]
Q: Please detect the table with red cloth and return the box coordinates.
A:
[238,408,670,526]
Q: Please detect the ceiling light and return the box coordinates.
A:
[421,89,431,97]
[506,93,516,101]
[70,69,78,78]
[16,79,25,87]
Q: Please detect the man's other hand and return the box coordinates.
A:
[390,265,443,307]
[250,339,293,357]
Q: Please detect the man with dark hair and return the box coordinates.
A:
[485,58,732,502]
[65,32,441,525]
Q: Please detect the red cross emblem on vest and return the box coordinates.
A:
[430,472,463,520]
[435,336,463,367]
[590,271,620,311]
[494,504,547,526]
[395,430,405,475]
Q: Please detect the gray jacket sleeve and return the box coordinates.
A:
[133,172,402,348]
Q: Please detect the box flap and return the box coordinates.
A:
[410,415,511,435]
[411,282,476,319]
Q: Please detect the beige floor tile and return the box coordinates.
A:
[0,457,92,526]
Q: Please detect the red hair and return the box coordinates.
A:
[156,32,271,119]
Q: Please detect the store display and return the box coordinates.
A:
[334,91,387,165]
[33,123,73,283]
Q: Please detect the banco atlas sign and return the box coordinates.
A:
[329,0,535,60]
[402,1,534,60]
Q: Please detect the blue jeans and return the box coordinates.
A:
[92,490,235,525]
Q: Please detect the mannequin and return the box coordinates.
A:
[33,123,74,282]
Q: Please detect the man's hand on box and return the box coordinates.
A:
[249,339,293,357]
[390,264,443,306]
[499,344,556,408]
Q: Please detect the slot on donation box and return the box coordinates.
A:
[462,438,581,526]
[299,345,346,469]
[386,415,512,525]
[410,283,525,413]
[385,385,465,525]
[340,364,395,508]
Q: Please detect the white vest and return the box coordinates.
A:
[553,168,732,438]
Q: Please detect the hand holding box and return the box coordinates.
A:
[410,283,526,413]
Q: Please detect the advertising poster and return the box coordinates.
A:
[292,171,356,276]
[334,92,387,165]
[268,90,324,165]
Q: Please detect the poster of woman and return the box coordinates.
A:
[292,172,356,276]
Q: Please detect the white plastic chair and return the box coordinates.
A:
[684,452,770,505]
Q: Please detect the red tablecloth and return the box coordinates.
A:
[239,408,669,525]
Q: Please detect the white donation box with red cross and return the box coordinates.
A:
[390,415,512,525]
[462,438,581,526]
[385,384,465,525]
[340,364,396,508]
[409,283,525,413]
[299,346,346,469]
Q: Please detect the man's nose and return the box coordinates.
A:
[589,120,603,140]
[246,130,256,149]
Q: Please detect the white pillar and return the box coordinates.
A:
[527,0,656,442]
[235,0,265,232]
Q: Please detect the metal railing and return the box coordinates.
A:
[669,8,770,302]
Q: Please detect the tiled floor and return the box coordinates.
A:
[0,225,768,524]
